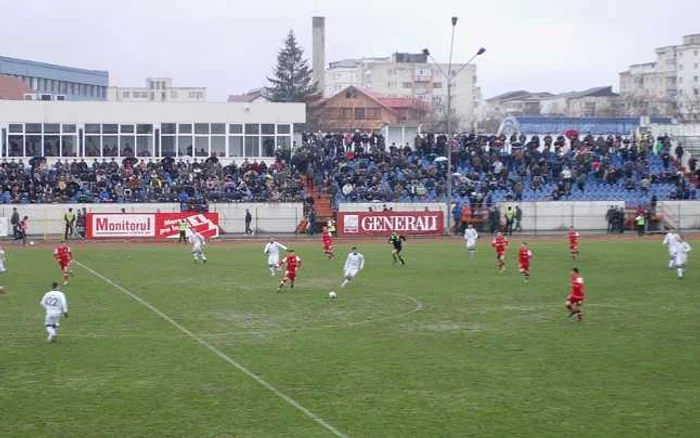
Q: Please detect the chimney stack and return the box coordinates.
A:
[312,16,326,94]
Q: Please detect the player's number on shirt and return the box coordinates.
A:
[45,297,59,306]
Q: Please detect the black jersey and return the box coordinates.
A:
[388,233,406,249]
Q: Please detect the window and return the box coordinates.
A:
[276,124,290,134]
[26,136,41,156]
[85,124,101,134]
[194,123,209,134]
[160,136,176,156]
[245,124,259,135]
[402,82,412,88]
[211,136,226,157]
[102,124,118,134]
[680,64,684,70]
[136,124,153,134]
[261,124,275,135]
[695,50,698,56]
[229,136,243,156]
[366,108,380,119]
[345,89,358,99]
[229,124,243,134]
[103,136,118,157]
[178,124,192,134]
[245,136,259,156]
[211,123,226,135]
[433,82,443,88]
[44,136,60,156]
[85,136,100,157]
[696,76,699,83]
[44,124,60,134]
[195,137,209,157]
[178,136,193,157]
[26,123,42,133]
[354,108,365,119]
[120,136,135,157]
[137,136,153,157]
[9,124,23,133]
[123,91,130,99]
[695,89,700,97]
[8,136,23,156]
[161,123,176,134]
[56,95,66,101]
[61,136,77,157]
[62,124,76,133]
[170,91,178,99]
[680,77,684,84]
[277,136,290,150]
[120,124,134,134]
[262,137,275,157]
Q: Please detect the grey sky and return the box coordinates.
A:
[1,0,698,100]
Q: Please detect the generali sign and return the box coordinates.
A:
[86,213,219,239]
[338,211,444,236]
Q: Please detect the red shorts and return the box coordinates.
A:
[570,245,579,252]
[567,295,583,304]
[323,244,332,251]
[496,252,505,260]
[519,263,529,272]
[58,260,71,270]
[285,271,297,281]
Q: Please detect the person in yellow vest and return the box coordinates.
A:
[63,208,76,240]
[178,219,188,243]
[327,218,336,236]
[504,206,516,236]
[635,213,646,236]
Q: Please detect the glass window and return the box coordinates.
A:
[137,136,153,157]
[8,136,23,156]
[211,123,226,135]
[44,136,60,156]
[262,136,275,156]
[178,136,192,157]
[43,124,60,134]
[85,136,100,157]
[160,136,176,156]
[119,124,134,134]
[70,83,75,94]
[161,123,176,134]
[277,136,291,150]
[85,124,101,134]
[102,136,119,157]
[136,124,153,134]
[26,135,41,156]
[245,124,259,135]
[61,136,77,157]
[102,124,118,134]
[26,123,42,134]
[170,91,178,99]
[120,136,135,157]
[229,136,243,156]
[229,124,243,134]
[245,136,259,156]
[123,91,130,99]
[276,124,291,134]
[178,124,192,134]
[62,124,76,133]
[195,137,209,157]
[261,124,275,135]
[9,124,23,133]
[211,136,225,157]
[195,123,209,134]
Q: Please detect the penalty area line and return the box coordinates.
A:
[74,260,348,438]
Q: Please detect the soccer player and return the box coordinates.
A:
[464,224,479,258]
[263,238,287,276]
[518,242,533,283]
[18,216,29,246]
[663,228,679,269]
[389,231,407,265]
[341,247,365,289]
[0,245,6,274]
[189,230,207,263]
[565,267,585,321]
[53,240,73,285]
[321,227,335,260]
[277,249,302,291]
[568,226,580,261]
[491,232,509,273]
[40,282,68,342]
[674,235,692,279]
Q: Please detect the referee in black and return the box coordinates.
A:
[388,231,407,265]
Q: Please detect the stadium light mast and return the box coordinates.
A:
[423,17,485,234]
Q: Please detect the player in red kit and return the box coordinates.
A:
[518,242,533,283]
[53,240,73,285]
[568,227,580,261]
[566,267,585,321]
[321,227,335,260]
[491,232,509,273]
[277,249,302,291]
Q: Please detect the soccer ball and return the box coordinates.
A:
[329,291,337,299]
[29,241,35,246]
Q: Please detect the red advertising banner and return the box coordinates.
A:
[86,213,219,239]
[337,211,444,237]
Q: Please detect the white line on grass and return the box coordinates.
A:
[75,260,348,438]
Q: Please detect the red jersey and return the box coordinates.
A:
[518,248,532,266]
[54,245,72,262]
[569,230,580,247]
[322,231,333,247]
[570,273,585,300]
[282,255,302,273]
[492,236,508,255]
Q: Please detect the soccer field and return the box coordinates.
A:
[1,237,698,437]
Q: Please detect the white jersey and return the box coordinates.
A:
[675,241,691,266]
[663,232,679,256]
[0,249,6,273]
[264,241,287,265]
[344,253,365,271]
[464,228,479,247]
[40,290,68,316]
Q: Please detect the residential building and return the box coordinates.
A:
[227,88,269,103]
[0,75,31,100]
[108,78,206,103]
[482,87,621,119]
[0,101,304,160]
[324,52,479,127]
[619,33,700,118]
[0,55,108,101]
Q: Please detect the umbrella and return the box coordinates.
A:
[434,156,448,163]
[565,129,579,139]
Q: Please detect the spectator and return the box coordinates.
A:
[515,205,523,232]
[10,207,19,240]
[244,209,253,235]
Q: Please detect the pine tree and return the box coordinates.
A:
[266,30,317,102]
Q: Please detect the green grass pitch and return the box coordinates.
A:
[0,237,698,437]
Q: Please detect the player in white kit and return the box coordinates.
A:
[674,235,691,279]
[0,245,6,273]
[464,224,479,258]
[189,230,207,263]
[341,247,365,289]
[263,238,288,276]
[662,229,679,269]
[40,282,68,342]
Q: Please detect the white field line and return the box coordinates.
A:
[75,260,348,438]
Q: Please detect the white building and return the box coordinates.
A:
[324,52,479,127]
[108,77,207,103]
[0,100,304,161]
[619,34,700,118]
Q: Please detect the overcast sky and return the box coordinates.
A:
[1,0,698,100]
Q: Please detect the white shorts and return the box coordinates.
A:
[268,255,279,266]
[669,251,677,258]
[675,255,687,267]
[0,262,6,273]
[344,268,359,279]
[466,240,476,249]
[45,312,62,327]
[192,244,203,254]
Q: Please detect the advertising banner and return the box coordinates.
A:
[86,213,219,239]
[337,211,444,237]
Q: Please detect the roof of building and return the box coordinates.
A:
[554,86,619,100]
[227,88,267,103]
[0,55,108,76]
[487,90,555,102]
[311,86,429,112]
[501,116,673,135]
[0,75,31,100]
